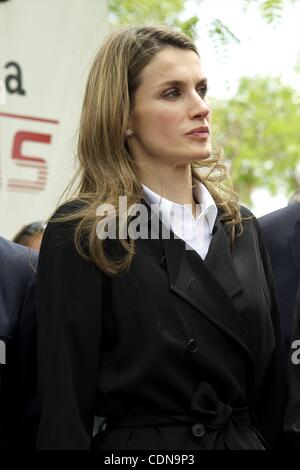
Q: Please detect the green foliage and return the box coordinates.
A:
[212,77,300,205]
[108,0,182,24]
[243,0,297,24]
[107,0,199,38]
[208,19,240,46]
[260,0,283,23]
[107,1,299,204]
[107,0,242,43]
[108,0,294,45]
[174,15,199,39]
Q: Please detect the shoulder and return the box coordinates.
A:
[259,203,300,231]
[235,205,264,244]
[49,199,86,222]
[235,207,272,265]
[0,236,37,280]
[240,205,255,220]
[0,237,36,335]
[39,199,93,270]
[42,199,86,246]
[240,205,259,231]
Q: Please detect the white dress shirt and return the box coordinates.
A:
[142,181,218,260]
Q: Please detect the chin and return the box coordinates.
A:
[192,151,212,162]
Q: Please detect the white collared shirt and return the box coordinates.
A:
[142,181,218,259]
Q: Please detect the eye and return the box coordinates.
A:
[163,88,181,99]
[197,85,208,98]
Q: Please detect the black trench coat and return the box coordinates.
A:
[36,202,285,450]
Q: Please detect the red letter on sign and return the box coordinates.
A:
[8,131,50,192]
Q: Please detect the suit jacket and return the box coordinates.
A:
[259,203,300,361]
[284,283,300,448]
[0,236,38,449]
[36,202,285,450]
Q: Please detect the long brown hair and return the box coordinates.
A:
[57,26,243,276]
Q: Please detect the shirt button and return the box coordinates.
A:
[186,338,198,354]
[192,423,205,438]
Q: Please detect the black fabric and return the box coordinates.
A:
[36,202,286,450]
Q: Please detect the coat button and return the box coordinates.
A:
[192,423,205,438]
[160,255,167,269]
[186,338,198,354]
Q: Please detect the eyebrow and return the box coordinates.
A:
[156,78,208,88]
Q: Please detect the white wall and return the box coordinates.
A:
[0,0,108,238]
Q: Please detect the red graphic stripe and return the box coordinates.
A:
[8,184,45,191]
[8,181,46,188]
[0,112,59,124]
[7,187,43,193]
[17,163,48,169]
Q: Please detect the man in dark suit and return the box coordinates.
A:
[0,236,38,448]
[284,281,300,448]
[259,202,300,361]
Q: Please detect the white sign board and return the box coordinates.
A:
[0,0,108,238]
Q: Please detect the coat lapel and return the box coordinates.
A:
[289,217,300,278]
[204,218,244,297]
[161,216,253,363]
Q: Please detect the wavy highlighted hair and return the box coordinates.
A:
[57,25,244,276]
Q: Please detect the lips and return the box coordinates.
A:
[186,126,210,135]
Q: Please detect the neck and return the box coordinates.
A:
[138,163,198,217]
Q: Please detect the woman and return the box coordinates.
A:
[37,26,285,450]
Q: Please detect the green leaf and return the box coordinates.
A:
[212,76,300,204]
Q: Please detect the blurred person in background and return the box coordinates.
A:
[289,189,300,205]
[0,236,39,448]
[260,190,300,449]
[37,26,285,450]
[259,202,300,363]
[284,283,300,449]
[13,221,45,251]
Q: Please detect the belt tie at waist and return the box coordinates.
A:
[105,381,251,432]
[105,406,250,431]
[97,383,267,449]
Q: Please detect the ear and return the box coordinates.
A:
[126,113,136,137]
[127,113,133,130]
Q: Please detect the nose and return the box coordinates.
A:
[188,91,210,121]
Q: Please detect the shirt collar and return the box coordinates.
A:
[192,181,218,234]
[142,180,218,234]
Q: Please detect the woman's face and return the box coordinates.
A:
[128,47,212,168]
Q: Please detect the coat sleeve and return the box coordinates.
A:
[251,216,287,448]
[284,283,300,449]
[36,205,104,449]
